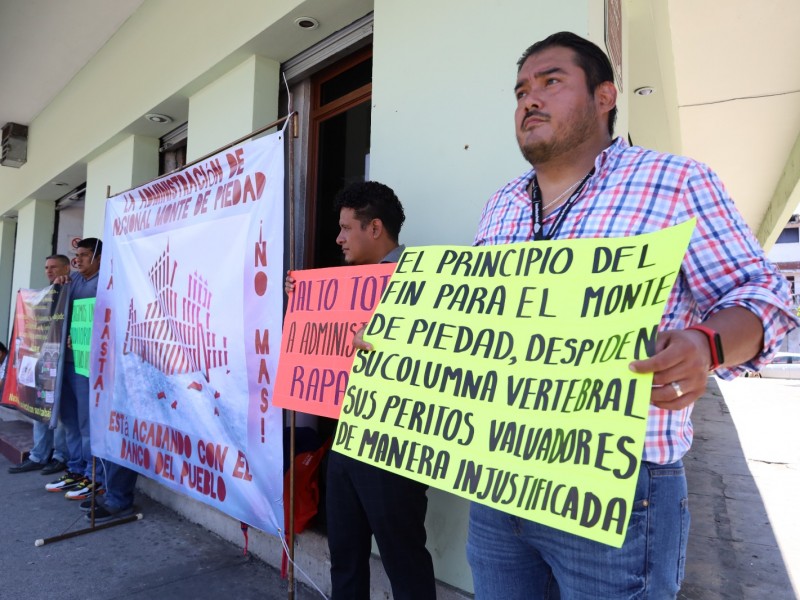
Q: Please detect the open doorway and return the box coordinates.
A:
[307,47,372,268]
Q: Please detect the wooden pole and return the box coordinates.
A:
[35,514,143,546]
[287,110,298,600]
[36,458,142,546]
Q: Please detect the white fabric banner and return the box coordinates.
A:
[91,131,285,535]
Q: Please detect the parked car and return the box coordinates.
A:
[758,352,800,379]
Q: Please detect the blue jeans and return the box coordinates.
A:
[59,362,104,483]
[53,422,67,462]
[29,419,68,463]
[467,460,689,600]
[103,462,138,510]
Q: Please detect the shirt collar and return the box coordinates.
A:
[593,136,628,175]
[524,137,628,186]
[76,270,99,283]
[382,244,405,263]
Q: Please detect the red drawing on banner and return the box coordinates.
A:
[122,241,229,381]
[157,391,166,399]
[188,381,203,391]
[171,400,178,409]
[254,222,268,296]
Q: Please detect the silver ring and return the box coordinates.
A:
[670,381,684,398]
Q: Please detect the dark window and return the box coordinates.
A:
[320,58,372,105]
[777,228,799,244]
[159,122,188,175]
[307,47,372,268]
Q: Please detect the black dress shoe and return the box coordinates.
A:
[41,459,67,475]
[8,458,46,473]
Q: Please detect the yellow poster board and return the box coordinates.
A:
[334,221,694,547]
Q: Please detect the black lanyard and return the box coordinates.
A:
[530,169,594,241]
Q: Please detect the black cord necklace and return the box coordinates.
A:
[530,168,594,241]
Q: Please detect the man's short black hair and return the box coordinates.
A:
[518,31,617,136]
[0,342,7,355]
[46,254,71,266]
[333,181,406,242]
[76,238,102,257]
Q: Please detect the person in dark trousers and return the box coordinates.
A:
[286,181,436,600]
[82,460,138,523]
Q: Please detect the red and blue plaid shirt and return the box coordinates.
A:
[476,137,798,464]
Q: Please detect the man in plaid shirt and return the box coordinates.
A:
[466,31,799,599]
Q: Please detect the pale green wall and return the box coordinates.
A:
[0,219,17,342]
[369,0,607,590]
[6,200,56,336]
[187,56,281,161]
[627,0,679,154]
[86,135,160,238]
[371,0,608,250]
[12,199,56,291]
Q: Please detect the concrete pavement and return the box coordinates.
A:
[0,448,318,600]
[681,376,799,599]
[1,375,798,599]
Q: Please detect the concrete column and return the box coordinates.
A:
[0,218,18,341]
[187,55,280,161]
[5,199,56,341]
[12,199,56,291]
[370,1,606,592]
[85,135,160,238]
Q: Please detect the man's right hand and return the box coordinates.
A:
[53,275,70,285]
[284,271,295,295]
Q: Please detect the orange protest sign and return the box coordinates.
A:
[274,263,396,418]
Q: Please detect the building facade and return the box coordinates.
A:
[769,215,800,352]
[1,1,799,596]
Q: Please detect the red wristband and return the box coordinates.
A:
[686,325,724,370]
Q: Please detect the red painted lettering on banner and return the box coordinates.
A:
[108,410,127,435]
[155,451,176,481]
[255,328,272,411]
[180,461,227,501]
[193,190,211,216]
[226,148,244,178]
[232,450,252,481]
[197,439,228,473]
[212,173,266,211]
[94,309,112,405]
[132,418,192,459]
[255,329,269,354]
[121,438,151,469]
[260,387,269,414]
